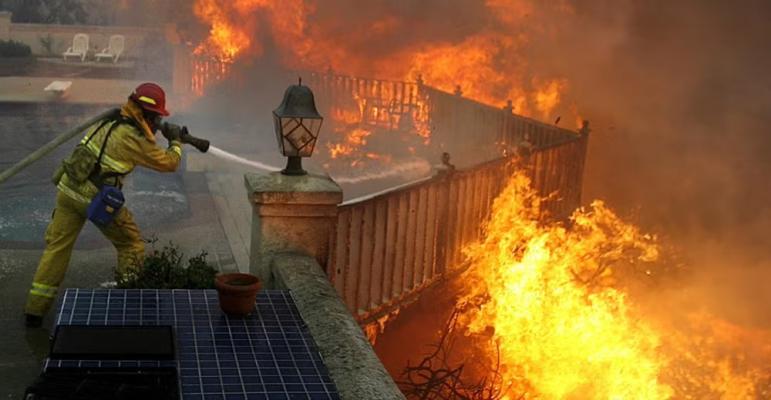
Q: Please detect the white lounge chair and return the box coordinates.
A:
[63,33,89,62]
[95,35,125,63]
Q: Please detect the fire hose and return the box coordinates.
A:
[0,109,118,186]
[0,110,210,186]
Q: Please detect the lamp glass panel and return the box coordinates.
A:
[273,114,285,154]
[304,118,322,136]
[280,117,319,157]
[283,137,297,156]
[301,118,322,156]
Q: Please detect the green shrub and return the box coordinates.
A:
[119,240,218,289]
[39,35,55,56]
[0,40,32,58]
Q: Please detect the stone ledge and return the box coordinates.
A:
[244,171,343,206]
[271,254,405,400]
[252,203,338,218]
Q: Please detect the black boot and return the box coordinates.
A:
[25,313,43,328]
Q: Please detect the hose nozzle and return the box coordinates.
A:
[180,126,210,153]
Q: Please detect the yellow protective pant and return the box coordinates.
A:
[25,190,145,317]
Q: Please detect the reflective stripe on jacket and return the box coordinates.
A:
[58,118,182,203]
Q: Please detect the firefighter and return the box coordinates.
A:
[24,83,183,327]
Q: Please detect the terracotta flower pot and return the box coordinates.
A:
[214,273,262,317]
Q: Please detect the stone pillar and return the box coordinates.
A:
[244,171,343,288]
[0,12,11,41]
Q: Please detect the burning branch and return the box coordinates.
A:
[396,309,516,400]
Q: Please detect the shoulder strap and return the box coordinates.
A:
[90,116,137,186]
[82,109,121,146]
[94,120,122,170]
[82,118,112,146]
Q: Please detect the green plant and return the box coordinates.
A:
[39,34,55,56]
[0,39,31,58]
[187,250,219,289]
[118,239,218,289]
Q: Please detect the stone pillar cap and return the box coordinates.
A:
[245,171,343,205]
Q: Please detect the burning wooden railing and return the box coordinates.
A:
[179,57,589,331]
[190,56,232,96]
[422,85,583,167]
[305,71,423,132]
[305,70,581,169]
[328,110,589,328]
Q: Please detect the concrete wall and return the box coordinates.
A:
[0,11,161,58]
[0,12,10,41]
[271,254,405,400]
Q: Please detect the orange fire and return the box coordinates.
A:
[191,0,576,123]
[320,85,430,164]
[661,311,770,398]
[192,0,261,61]
[325,93,373,161]
[533,78,567,120]
[456,172,769,398]
[459,173,671,398]
[327,127,372,159]
[189,0,582,168]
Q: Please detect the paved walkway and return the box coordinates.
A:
[0,76,146,104]
[206,172,252,272]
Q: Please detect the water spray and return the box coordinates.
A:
[208,146,281,171]
[333,159,432,184]
[206,146,431,184]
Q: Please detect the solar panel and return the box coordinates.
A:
[46,289,341,400]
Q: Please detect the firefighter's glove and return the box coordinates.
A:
[161,123,182,142]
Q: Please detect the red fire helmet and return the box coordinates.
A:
[130,82,170,116]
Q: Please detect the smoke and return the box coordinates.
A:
[150,1,770,234]
[114,0,770,323]
[195,0,771,234]
[536,1,771,238]
[527,0,771,328]
[180,0,769,243]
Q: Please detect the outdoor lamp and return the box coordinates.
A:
[273,78,323,175]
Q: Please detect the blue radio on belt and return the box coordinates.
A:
[87,185,125,227]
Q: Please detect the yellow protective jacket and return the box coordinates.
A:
[56,109,182,204]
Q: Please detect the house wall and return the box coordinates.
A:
[0,11,162,58]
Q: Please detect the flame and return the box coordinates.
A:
[190,0,575,121]
[189,0,576,169]
[459,173,671,398]
[326,93,373,160]
[533,78,567,120]
[192,0,265,61]
[456,171,768,398]
[411,98,432,142]
[327,128,372,159]
[659,311,771,398]
[568,103,584,129]
[322,87,429,166]
[406,33,530,111]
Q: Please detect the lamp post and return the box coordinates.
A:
[273,78,323,176]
